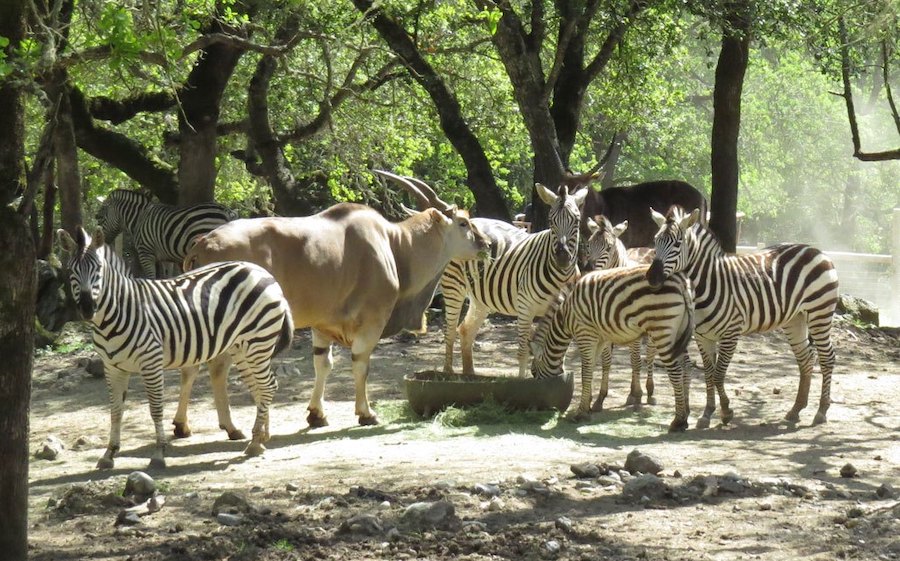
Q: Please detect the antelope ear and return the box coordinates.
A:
[90,228,106,249]
[57,229,76,252]
[650,208,667,227]
[442,204,459,219]
[535,183,558,205]
[428,207,451,225]
[612,220,628,238]
[683,208,701,229]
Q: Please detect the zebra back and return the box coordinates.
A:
[96,189,153,241]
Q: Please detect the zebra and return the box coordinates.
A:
[96,189,237,278]
[57,227,294,469]
[647,206,839,428]
[440,184,588,378]
[580,216,661,410]
[530,265,695,431]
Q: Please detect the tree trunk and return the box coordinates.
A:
[55,86,83,234]
[709,4,751,253]
[39,170,58,259]
[0,1,34,558]
[352,0,510,220]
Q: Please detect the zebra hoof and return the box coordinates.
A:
[172,422,192,439]
[720,409,734,425]
[306,412,329,428]
[625,394,641,407]
[646,396,657,406]
[668,418,688,433]
[695,417,711,429]
[358,414,379,426]
[244,442,266,457]
[567,410,591,423]
[148,457,167,470]
[813,412,827,425]
[590,400,605,413]
[784,410,801,423]
[96,457,115,470]
[225,428,247,441]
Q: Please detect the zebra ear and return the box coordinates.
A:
[535,183,558,205]
[90,228,106,249]
[650,208,667,227]
[571,186,589,209]
[57,229,76,253]
[612,220,628,238]
[682,208,701,229]
[586,217,600,235]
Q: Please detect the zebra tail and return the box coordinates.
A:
[272,310,295,358]
[673,288,695,358]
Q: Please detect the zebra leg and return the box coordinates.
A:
[695,337,718,429]
[625,340,643,406]
[783,318,815,423]
[572,336,598,419]
[208,354,244,440]
[98,368,130,470]
[515,311,538,379]
[231,352,277,457]
[591,343,613,412]
[136,245,157,279]
[712,336,738,425]
[140,368,168,469]
[657,350,689,433]
[172,366,198,438]
[441,270,467,374]
[306,330,333,428]
[645,339,658,405]
[459,303,490,376]
[809,317,836,425]
[351,332,380,426]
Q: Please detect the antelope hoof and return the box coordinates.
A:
[813,411,828,425]
[668,417,688,433]
[625,394,641,407]
[720,408,734,425]
[172,421,192,439]
[96,457,115,470]
[306,412,329,428]
[646,396,657,406]
[784,410,801,423]
[590,399,605,413]
[149,457,167,470]
[244,442,266,457]
[567,410,591,423]
[358,414,379,426]
[225,428,247,441]
[695,416,711,429]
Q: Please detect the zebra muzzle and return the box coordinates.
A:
[78,294,96,320]
[647,259,666,288]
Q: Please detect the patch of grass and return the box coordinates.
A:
[273,539,293,552]
[373,400,422,425]
[432,397,561,429]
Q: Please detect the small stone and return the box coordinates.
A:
[35,435,65,460]
[401,501,454,527]
[673,470,683,478]
[124,471,156,499]
[759,501,773,511]
[473,483,501,497]
[625,449,664,476]
[570,463,600,478]
[212,492,252,516]
[462,521,487,533]
[840,464,858,478]
[85,358,105,378]
[286,483,300,492]
[486,497,504,512]
[379,500,391,510]
[622,474,670,501]
[115,512,143,526]
[597,476,621,487]
[216,513,243,526]
[72,436,97,451]
[875,483,895,499]
[543,539,561,555]
[386,527,401,540]
[555,516,575,534]
[574,480,595,490]
[773,387,781,395]
[339,513,383,535]
[847,507,864,519]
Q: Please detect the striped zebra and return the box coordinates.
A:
[441,184,587,378]
[647,206,839,428]
[580,216,660,409]
[57,227,294,469]
[530,265,695,431]
[96,189,237,278]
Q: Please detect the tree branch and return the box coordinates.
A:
[883,40,900,135]
[181,31,324,59]
[583,0,647,83]
[18,98,59,217]
[88,91,177,124]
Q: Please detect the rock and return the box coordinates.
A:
[555,516,575,534]
[718,474,746,494]
[875,483,895,499]
[625,449,664,475]
[212,492,252,516]
[597,475,621,487]
[839,463,858,478]
[72,436,97,450]
[570,463,601,479]
[542,539,561,555]
[286,482,300,492]
[473,483,501,497]
[124,471,156,499]
[622,474,670,501]
[85,358,105,379]
[115,512,143,526]
[339,513,383,536]
[484,497,504,512]
[216,513,243,526]
[574,480,596,490]
[35,435,65,460]
[462,521,487,533]
[379,501,391,510]
[836,294,879,326]
[401,500,454,528]
[847,507,864,519]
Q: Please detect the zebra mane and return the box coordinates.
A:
[532,282,573,352]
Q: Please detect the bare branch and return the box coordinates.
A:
[583,0,647,83]
[18,98,60,217]
[181,31,326,59]
[54,45,168,70]
[883,40,900,135]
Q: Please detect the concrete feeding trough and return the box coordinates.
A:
[404,370,574,417]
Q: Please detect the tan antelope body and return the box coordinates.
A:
[183,172,490,427]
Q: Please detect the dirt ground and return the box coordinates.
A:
[26,314,900,561]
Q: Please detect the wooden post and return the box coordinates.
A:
[892,208,900,326]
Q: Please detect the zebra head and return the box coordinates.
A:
[529,286,572,378]
[647,205,701,288]
[536,183,588,269]
[95,189,151,241]
[57,227,109,322]
[580,216,628,271]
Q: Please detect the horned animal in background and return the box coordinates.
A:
[58,227,293,469]
[530,265,695,431]
[440,184,587,378]
[96,189,236,278]
[183,170,490,428]
[648,206,839,428]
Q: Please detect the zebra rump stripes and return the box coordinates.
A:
[58,227,294,469]
[441,184,587,378]
[530,265,694,432]
[648,206,839,428]
[96,189,236,278]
